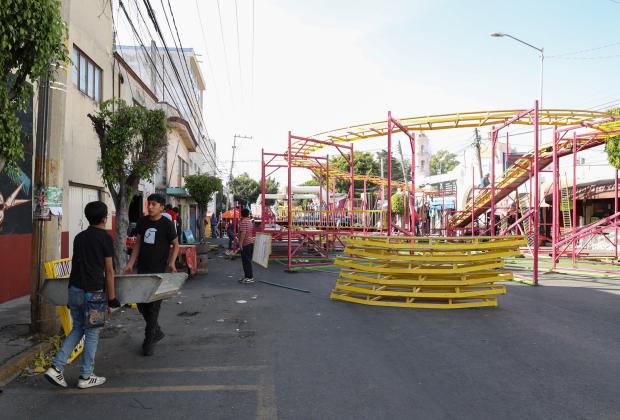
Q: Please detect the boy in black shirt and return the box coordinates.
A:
[45,201,119,389]
[123,193,179,356]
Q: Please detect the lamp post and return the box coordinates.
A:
[490,32,544,108]
[492,32,543,284]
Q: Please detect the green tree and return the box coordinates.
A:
[604,108,620,170]
[264,177,279,205]
[300,178,319,186]
[0,0,68,173]
[330,151,380,192]
[391,193,404,214]
[230,172,260,205]
[185,174,223,240]
[88,99,169,267]
[430,149,459,175]
[375,150,411,183]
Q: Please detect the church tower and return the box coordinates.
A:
[415,131,431,177]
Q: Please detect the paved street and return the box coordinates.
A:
[1,245,620,419]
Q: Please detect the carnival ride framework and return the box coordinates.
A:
[259,101,620,283]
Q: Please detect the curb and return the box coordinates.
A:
[0,340,55,388]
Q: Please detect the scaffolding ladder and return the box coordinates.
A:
[518,193,535,248]
[560,175,573,235]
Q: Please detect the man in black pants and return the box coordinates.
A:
[123,193,179,356]
[237,208,255,284]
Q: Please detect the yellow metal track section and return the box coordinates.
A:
[335,257,506,274]
[329,293,500,309]
[343,246,521,262]
[338,269,514,286]
[297,109,609,155]
[330,235,523,309]
[333,281,506,299]
[343,235,527,251]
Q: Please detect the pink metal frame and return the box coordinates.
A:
[260,102,619,277]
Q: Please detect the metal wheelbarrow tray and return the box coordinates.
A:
[40,273,189,306]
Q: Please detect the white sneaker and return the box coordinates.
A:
[44,366,67,388]
[78,374,106,389]
[240,277,255,284]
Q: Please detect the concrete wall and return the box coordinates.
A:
[61,0,114,257]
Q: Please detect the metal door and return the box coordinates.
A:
[68,186,101,257]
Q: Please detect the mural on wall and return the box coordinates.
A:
[0,97,33,235]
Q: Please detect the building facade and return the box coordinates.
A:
[0,0,214,302]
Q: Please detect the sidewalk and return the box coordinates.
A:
[0,295,56,387]
[0,296,34,366]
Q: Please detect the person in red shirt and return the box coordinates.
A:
[164,204,177,223]
[237,208,255,284]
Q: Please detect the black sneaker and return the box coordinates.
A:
[142,340,154,356]
[153,328,165,343]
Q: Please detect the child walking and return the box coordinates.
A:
[123,193,179,356]
[45,201,119,389]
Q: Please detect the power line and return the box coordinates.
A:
[251,0,255,109]
[215,0,235,106]
[141,0,211,147]
[549,53,620,60]
[163,0,204,119]
[194,0,225,116]
[162,0,219,173]
[547,41,620,58]
[234,0,244,103]
[118,0,219,170]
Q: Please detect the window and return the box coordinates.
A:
[421,160,425,166]
[421,145,424,153]
[87,62,94,97]
[71,49,78,86]
[178,157,189,185]
[72,45,102,102]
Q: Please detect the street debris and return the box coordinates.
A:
[177,311,200,317]
[258,279,311,293]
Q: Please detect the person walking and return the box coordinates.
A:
[226,220,235,254]
[210,213,218,238]
[44,201,119,389]
[123,193,179,356]
[238,208,255,284]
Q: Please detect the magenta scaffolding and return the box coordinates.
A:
[258,102,620,283]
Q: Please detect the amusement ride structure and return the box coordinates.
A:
[258,101,620,284]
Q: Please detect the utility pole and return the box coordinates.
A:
[227,134,252,208]
[397,140,408,182]
[473,128,483,180]
[30,62,68,333]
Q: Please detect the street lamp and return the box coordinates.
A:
[490,32,544,108]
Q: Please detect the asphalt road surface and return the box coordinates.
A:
[2,245,620,419]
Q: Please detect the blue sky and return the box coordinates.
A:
[116,0,620,182]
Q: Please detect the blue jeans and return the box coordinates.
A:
[52,286,102,377]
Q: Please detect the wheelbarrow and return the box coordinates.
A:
[40,272,189,306]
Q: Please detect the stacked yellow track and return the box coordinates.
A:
[330,235,527,309]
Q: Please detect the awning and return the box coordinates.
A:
[222,208,240,219]
[166,187,191,198]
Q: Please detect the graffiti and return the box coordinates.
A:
[0,97,33,235]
